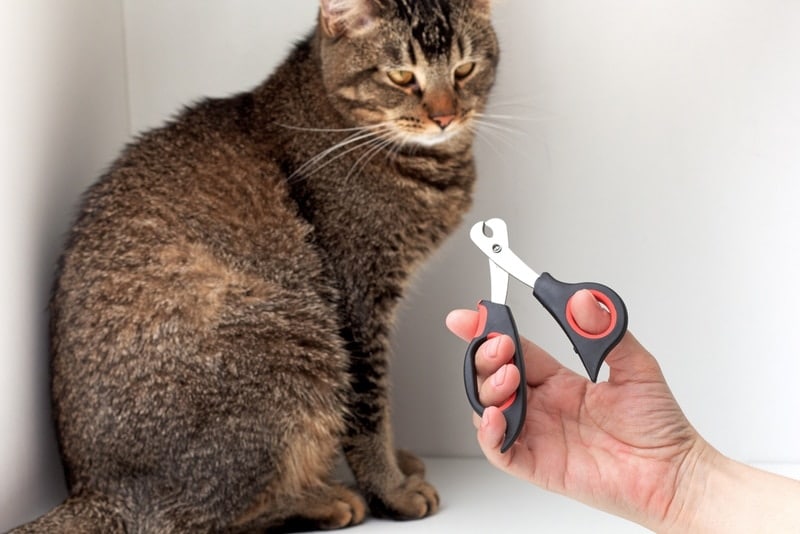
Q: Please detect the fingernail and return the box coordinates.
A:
[485,336,501,359]
[481,410,490,429]
[492,364,507,387]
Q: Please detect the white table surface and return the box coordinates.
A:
[329,458,800,534]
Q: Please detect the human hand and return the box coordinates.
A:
[446,290,709,530]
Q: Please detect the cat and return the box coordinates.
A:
[12,0,498,531]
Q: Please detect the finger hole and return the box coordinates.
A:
[566,289,616,339]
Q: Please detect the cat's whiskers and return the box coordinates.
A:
[276,123,390,134]
[471,118,522,144]
[288,123,396,182]
[464,123,500,160]
[286,115,500,185]
[472,114,530,133]
[345,133,399,182]
[289,130,375,181]
[469,116,528,158]
[384,132,408,165]
[480,97,558,122]
[473,119,526,153]
[474,112,539,122]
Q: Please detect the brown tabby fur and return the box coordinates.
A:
[11,0,498,531]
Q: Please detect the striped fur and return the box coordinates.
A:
[12,1,497,532]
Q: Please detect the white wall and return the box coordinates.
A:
[124,1,320,135]
[0,0,130,529]
[116,0,800,462]
[418,0,800,461]
[3,0,800,529]
[400,1,800,459]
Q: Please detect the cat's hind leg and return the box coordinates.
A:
[8,494,126,533]
[229,481,366,532]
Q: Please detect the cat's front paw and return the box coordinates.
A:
[396,448,426,477]
[367,474,440,520]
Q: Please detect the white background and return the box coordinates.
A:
[2,0,799,530]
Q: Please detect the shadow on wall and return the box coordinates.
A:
[0,1,130,529]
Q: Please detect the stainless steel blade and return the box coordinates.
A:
[469,218,540,290]
[488,259,508,304]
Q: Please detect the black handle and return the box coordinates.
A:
[533,273,628,382]
[464,300,527,453]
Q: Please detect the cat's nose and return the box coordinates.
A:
[431,114,456,130]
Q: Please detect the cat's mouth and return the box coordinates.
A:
[391,116,470,148]
[409,127,462,147]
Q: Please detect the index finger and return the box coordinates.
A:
[445,308,483,342]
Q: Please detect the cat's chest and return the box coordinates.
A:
[304,158,473,283]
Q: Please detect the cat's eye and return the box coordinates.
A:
[454,62,476,80]
[387,69,416,87]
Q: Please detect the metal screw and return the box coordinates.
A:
[492,244,503,253]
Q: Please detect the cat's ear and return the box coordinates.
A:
[319,0,380,38]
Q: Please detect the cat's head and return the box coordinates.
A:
[317,0,498,148]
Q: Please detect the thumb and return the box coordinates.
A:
[568,289,664,384]
[568,289,612,335]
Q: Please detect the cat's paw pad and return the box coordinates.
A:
[368,474,440,520]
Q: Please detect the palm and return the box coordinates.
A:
[447,305,703,525]
[510,366,696,522]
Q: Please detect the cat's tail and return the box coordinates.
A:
[8,494,126,534]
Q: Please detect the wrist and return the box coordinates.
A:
[662,441,800,533]
[657,437,722,533]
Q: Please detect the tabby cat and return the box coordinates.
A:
[13,0,498,531]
